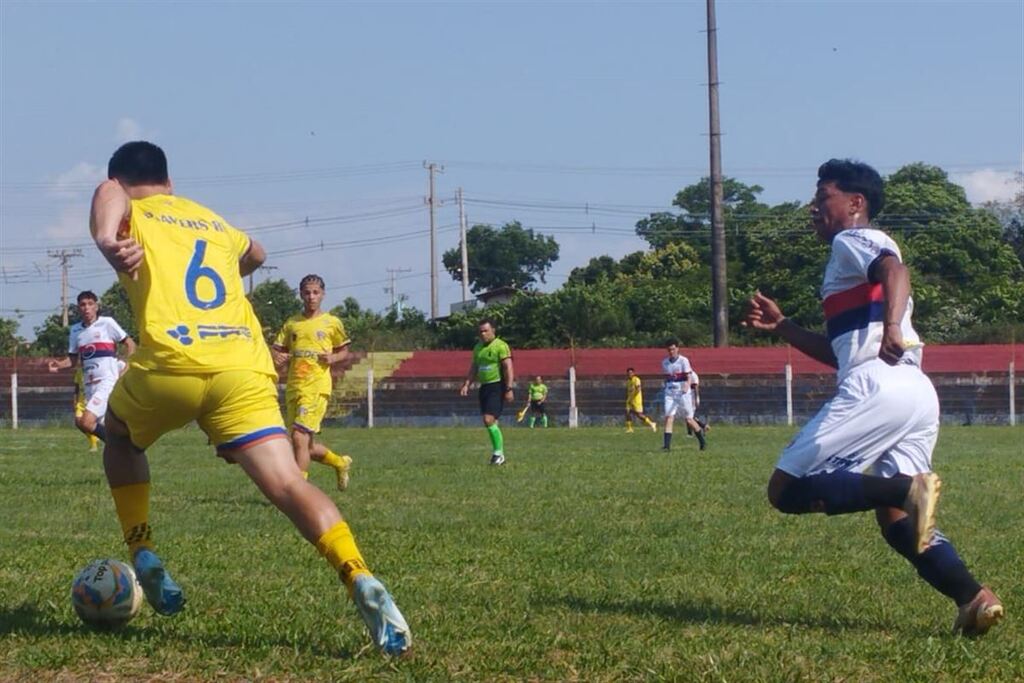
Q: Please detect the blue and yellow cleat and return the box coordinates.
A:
[352,575,411,657]
[133,548,186,616]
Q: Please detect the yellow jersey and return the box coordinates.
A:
[626,375,642,402]
[118,194,275,378]
[273,312,350,395]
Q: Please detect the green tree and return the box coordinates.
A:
[0,317,26,356]
[100,281,137,339]
[32,308,79,357]
[442,221,559,293]
[249,278,302,345]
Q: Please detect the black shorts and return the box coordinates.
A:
[479,382,506,417]
[529,399,546,415]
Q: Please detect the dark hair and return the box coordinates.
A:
[77,290,98,303]
[817,158,885,219]
[665,338,679,348]
[479,318,496,330]
[299,274,325,290]
[108,141,169,185]
[626,367,635,372]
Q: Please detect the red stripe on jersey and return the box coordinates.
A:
[85,342,118,352]
[822,282,883,320]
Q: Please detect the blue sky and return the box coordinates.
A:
[2,0,1021,339]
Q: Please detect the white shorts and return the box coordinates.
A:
[776,359,938,478]
[663,385,694,419]
[83,376,118,423]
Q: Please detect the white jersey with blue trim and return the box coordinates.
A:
[821,229,922,381]
[662,355,692,393]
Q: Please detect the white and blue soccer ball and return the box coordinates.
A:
[71,559,143,629]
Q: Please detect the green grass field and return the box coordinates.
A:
[1,425,1021,682]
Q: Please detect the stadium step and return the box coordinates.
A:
[327,351,413,418]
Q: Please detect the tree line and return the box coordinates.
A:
[5,163,1021,357]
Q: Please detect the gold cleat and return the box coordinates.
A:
[903,472,941,554]
[953,586,1004,637]
[335,455,353,492]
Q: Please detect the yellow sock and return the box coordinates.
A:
[316,521,371,592]
[644,417,655,427]
[110,482,153,555]
[86,434,99,448]
[321,450,344,469]
[302,471,310,480]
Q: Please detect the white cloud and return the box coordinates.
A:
[44,205,92,242]
[51,161,105,199]
[953,168,1022,205]
[115,117,144,143]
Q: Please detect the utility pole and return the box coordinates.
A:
[384,267,412,312]
[706,0,728,347]
[248,264,277,295]
[48,249,83,326]
[456,187,470,303]
[424,161,444,319]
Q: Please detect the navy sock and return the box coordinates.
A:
[776,472,911,515]
[883,517,982,605]
[663,432,672,449]
[91,424,107,442]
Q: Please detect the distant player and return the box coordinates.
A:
[684,369,708,436]
[526,376,549,428]
[660,341,706,451]
[744,158,1002,636]
[271,274,353,491]
[48,290,136,443]
[624,367,656,433]
[89,141,409,655]
[460,319,514,465]
[72,368,99,452]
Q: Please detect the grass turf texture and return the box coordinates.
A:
[0,426,1020,682]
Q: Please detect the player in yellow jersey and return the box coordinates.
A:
[271,274,353,491]
[73,368,100,452]
[625,367,657,433]
[89,141,410,656]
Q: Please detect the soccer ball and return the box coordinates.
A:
[71,559,143,629]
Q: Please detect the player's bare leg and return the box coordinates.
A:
[625,410,634,433]
[875,507,1003,637]
[75,409,107,443]
[290,427,313,477]
[103,411,184,616]
[233,438,410,655]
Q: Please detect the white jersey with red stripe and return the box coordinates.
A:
[661,355,692,394]
[68,316,128,387]
[821,228,922,381]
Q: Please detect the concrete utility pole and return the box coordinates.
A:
[424,161,445,319]
[48,249,83,326]
[706,0,728,347]
[384,267,412,312]
[456,187,470,303]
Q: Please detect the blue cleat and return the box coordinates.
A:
[133,548,186,616]
[351,575,411,657]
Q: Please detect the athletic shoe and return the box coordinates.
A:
[351,575,412,657]
[649,421,657,432]
[133,548,186,616]
[489,453,506,466]
[903,472,941,554]
[335,455,353,492]
[953,586,1004,637]
[625,427,634,433]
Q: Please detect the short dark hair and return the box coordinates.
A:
[817,158,885,220]
[299,274,325,290]
[479,318,496,330]
[77,290,98,304]
[626,367,635,373]
[108,141,169,185]
[665,338,679,348]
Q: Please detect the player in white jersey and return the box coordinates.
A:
[744,158,1002,636]
[683,370,708,437]
[48,290,136,442]
[660,341,706,451]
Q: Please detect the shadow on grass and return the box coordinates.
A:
[0,602,358,659]
[556,595,892,634]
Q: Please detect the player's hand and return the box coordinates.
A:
[743,291,786,332]
[100,238,144,277]
[504,388,514,401]
[47,359,60,373]
[879,323,905,366]
[271,349,289,366]
[459,382,470,397]
[317,352,332,365]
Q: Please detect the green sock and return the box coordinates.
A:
[528,416,535,428]
[487,423,504,454]
[541,415,548,427]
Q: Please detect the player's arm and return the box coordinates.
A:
[48,354,75,372]
[90,180,143,276]
[239,237,265,277]
[460,360,477,396]
[743,291,838,369]
[120,336,137,357]
[322,341,352,366]
[872,254,911,366]
[501,356,514,400]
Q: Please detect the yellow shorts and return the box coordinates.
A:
[627,398,644,413]
[109,367,286,455]
[285,388,329,434]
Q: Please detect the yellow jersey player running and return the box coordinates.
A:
[90,141,410,656]
[624,367,656,433]
[73,368,99,452]
[272,275,353,491]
